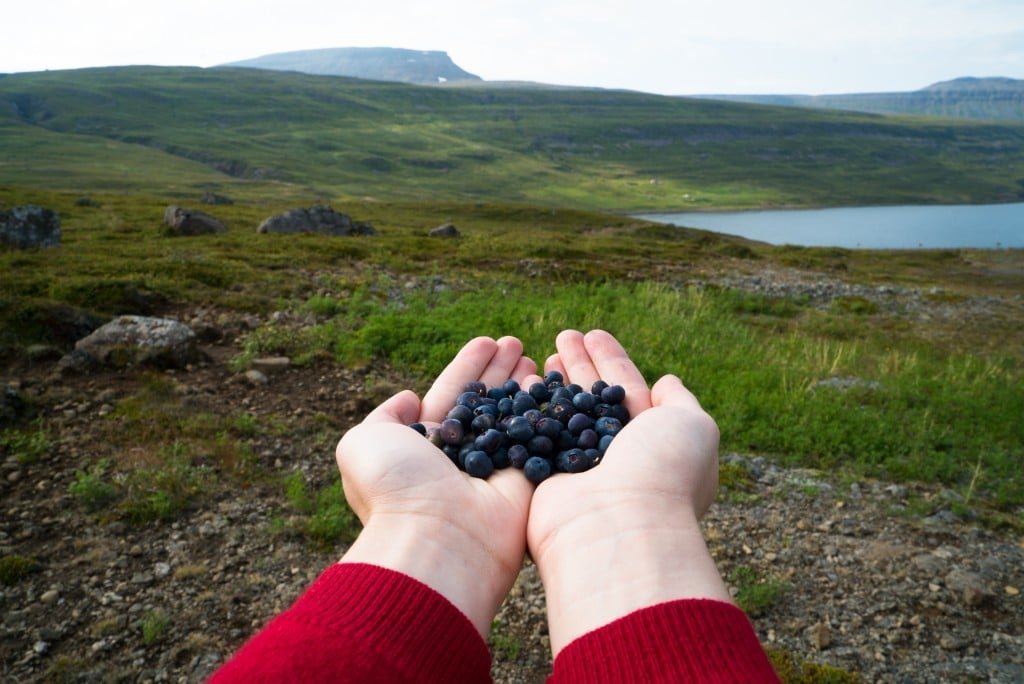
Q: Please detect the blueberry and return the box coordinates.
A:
[463,381,487,397]
[442,444,461,466]
[408,422,427,435]
[591,379,609,396]
[474,403,498,418]
[439,418,465,446]
[490,447,510,469]
[600,384,626,404]
[427,426,445,448]
[502,379,521,397]
[544,370,564,386]
[535,416,562,439]
[506,416,535,443]
[497,397,514,416]
[508,444,529,468]
[474,428,505,454]
[471,413,496,432]
[527,435,554,456]
[584,448,601,466]
[457,391,485,409]
[528,382,551,403]
[556,448,593,474]
[548,398,576,424]
[606,403,630,424]
[598,434,614,453]
[523,409,544,426]
[487,387,507,402]
[594,416,623,438]
[571,392,597,413]
[523,456,552,484]
[565,383,584,396]
[576,428,599,450]
[550,386,573,403]
[464,451,495,479]
[557,429,576,450]
[567,412,595,436]
[447,405,474,427]
[512,394,539,415]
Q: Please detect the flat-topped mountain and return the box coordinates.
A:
[698,77,1024,121]
[220,47,482,85]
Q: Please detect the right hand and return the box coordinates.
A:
[525,329,731,655]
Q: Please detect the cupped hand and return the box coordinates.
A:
[335,336,537,637]
[524,329,731,655]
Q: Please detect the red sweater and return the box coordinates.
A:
[210,563,780,683]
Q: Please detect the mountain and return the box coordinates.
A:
[220,47,482,85]
[2,66,1023,209]
[697,77,1024,122]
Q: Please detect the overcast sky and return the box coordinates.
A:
[5,0,1023,94]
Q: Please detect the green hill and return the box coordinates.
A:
[699,77,1024,122]
[2,66,1024,210]
[221,47,482,85]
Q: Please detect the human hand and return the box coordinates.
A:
[335,336,537,637]
[524,329,732,655]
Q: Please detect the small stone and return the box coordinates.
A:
[245,370,268,386]
[33,640,49,655]
[154,562,171,579]
[807,622,832,650]
[251,357,291,374]
[1006,585,1020,596]
[39,589,59,604]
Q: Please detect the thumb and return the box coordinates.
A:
[361,389,423,426]
[650,374,704,412]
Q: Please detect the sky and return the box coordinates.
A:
[5,0,1024,94]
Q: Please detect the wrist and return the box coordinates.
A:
[340,512,522,638]
[532,500,732,656]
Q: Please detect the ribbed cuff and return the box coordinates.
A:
[211,562,492,683]
[550,599,780,683]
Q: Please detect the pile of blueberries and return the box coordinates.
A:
[409,371,629,483]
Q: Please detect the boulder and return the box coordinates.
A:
[256,206,375,236]
[73,315,202,369]
[200,191,234,205]
[163,205,227,236]
[0,205,61,248]
[429,223,461,238]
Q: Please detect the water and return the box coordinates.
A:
[636,203,1024,249]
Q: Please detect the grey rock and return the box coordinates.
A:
[429,223,461,238]
[74,316,202,369]
[0,205,61,248]
[199,192,234,205]
[257,205,375,236]
[250,357,291,374]
[244,370,268,386]
[154,563,171,579]
[945,568,991,606]
[163,205,227,236]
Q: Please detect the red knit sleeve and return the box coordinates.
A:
[549,599,780,683]
[209,562,492,684]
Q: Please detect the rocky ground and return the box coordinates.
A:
[1,271,1022,683]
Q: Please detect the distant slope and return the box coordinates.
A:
[698,77,1024,122]
[220,47,481,85]
[2,66,1023,210]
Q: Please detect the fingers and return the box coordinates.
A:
[421,336,499,422]
[582,330,652,414]
[551,329,600,389]
[479,336,528,388]
[509,356,539,385]
[650,374,704,412]
[361,389,423,426]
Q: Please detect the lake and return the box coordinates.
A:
[636,202,1024,249]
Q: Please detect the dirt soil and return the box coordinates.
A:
[2,271,1023,683]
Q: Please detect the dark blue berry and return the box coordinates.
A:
[544,370,564,386]
[567,412,595,436]
[594,416,623,438]
[464,451,494,479]
[557,430,577,450]
[443,444,461,466]
[548,398,576,424]
[523,456,552,484]
[529,382,551,403]
[508,444,529,468]
[408,422,427,435]
[571,392,597,413]
[523,409,544,426]
[491,447,511,469]
[463,381,487,397]
[471,413,496,432]
[591,379,609,396]
[535,416,562,439]
[487,387,508,402]
[497,397,514,416]
[565,383,584,396]
[512,394,539,415]
[427,427,445,448]
[598,434,615,453]
[556,448,593,474]
[606,403,630,424]
[577,428,599,450]
[457,391,485,409]
[474,428,505,454]
[600,385,626,404]
[527,435,554,456]
[447,404,474,427]
[502,379,521,397]
[439,418,465,446]
[506,416,535,443]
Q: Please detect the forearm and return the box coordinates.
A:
[535,503,732,656]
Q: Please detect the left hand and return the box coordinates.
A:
[335,336,537,637]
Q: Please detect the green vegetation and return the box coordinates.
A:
[489,619,523,661]
[2,66,1023,210]
[766,647,861,683]
[68,460,119,512]
[0,422,52,463]
[140,610,170,645]
[283,471,361,549]
[0,554,39,585]
[728,565,790,617]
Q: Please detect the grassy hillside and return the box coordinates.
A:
[701,77,1024,122]
[3,67,1024,210]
